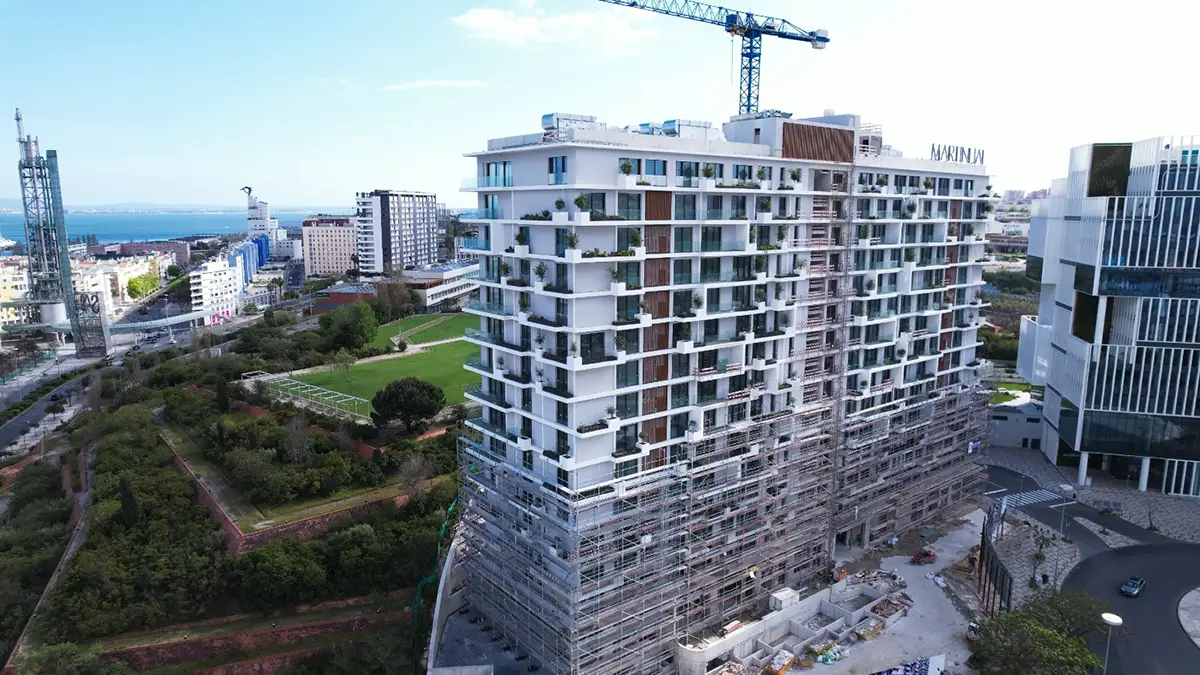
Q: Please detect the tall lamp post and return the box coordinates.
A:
[1102,612,1123,674]
[1052,484,1071,586]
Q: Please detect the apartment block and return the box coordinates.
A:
[403,260,480,312]
[354,190,440,275]
[247,190,300,260]
[456,111,990,674]
[1018,137,1200,495]
[302,215,357,277]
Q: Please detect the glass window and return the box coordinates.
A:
[673,259,692,284]
[733,164,753,181]
[703,163,724,179]
[674,194,697,220]
[619,157,642,174]
[674,227,693,253]
[672,353,690,378]
[616,360,639,388]
[705,195,723,220]
[731,195,748,219]
[676,161,700,187]
[645,159,667,176]
[615,458,638,478]
[616,392,639,418]
[617,193,641,220]
[548,156,567,185]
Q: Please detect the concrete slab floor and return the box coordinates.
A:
[435,609,541,675]
[819,509,985,675]
[1178,587,1200,650]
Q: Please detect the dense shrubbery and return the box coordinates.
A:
[38,401,458,644]
[163,389,455,506]
[984,270,1040,296]
[41,405,229,642]
[0,462,71,662]
[979,326,1019,362]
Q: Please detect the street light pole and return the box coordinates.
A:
[1053,485,1068,586]
[1102,612,1123,674]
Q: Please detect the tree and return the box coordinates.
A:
[166,276,191,307]
[442,215,477,261]
[125,273,160,299]
[166,264,183,278]
[234,539,327,612]
[399,455,432,494]
[969,610,1101,675]
[1024,589,1110,640]
[371,377,445,431]
[118,476,142,528]
[283,416,314,465]
[318,302,378,351]
[333,349,357,383]
[214,378,230,413]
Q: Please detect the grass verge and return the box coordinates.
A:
[297,341,477,406]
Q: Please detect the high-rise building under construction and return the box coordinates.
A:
[456,110,990,674]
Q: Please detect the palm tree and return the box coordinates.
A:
[268,277,284,307]
[443,216,477,260]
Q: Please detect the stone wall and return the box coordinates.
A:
[162,434,247,555]
[0,453,42,494]
[76,448,88,492]
[196,645,332,675]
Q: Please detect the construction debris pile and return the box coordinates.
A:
[846,568,907,592]
[868,656,932,675]
[765,649,796,674]
[809,642,850,665]
[852,617,884,640]
[869,597,908,619]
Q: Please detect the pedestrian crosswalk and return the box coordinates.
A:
[1001,489,1063,508]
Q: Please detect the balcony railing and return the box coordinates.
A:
[467,299,512,316]
[700,240,747,253]
[462,238,491,251]
[460,208,501,220]
[548,171,567,185]
[463,175,513,188]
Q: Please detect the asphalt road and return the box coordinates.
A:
[1065,544,1200,675]
[0,370,92,453]
[982,464,1197,674]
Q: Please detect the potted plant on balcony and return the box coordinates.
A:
[534,331,545,351]
[614,334,627,354]
[496,356,506,373]
[535,262,547,282]
[629,228,643,248]
[876,175,888,187]
[609,267,626,293]
[702,164,715,179]
[904,249,916,263]
[519,295,530,313]
[906,201,917,215]
[678,323,692,342]
[620,161,634,176]
[637,432,649,447]
[757,197,772,222]
[897,348,906,356]
[514,231,530,255]
[756,167,768,181]
[858,224,870,245]
[789,168,802,184]
[515,231,528,246]
[606,405,617,419]
[500,261,512,277]
[866,279,876,292]
[755,288,766,303]
[923,177,935,193]
[574,194,589,211]
[748,226,757,243]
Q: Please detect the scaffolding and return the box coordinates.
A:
[240,371,373,422]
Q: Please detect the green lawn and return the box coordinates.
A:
[408,314,478,344]
[997,381,1032,391]
[370,315,442,349]
[298,340,478,406]
[989,391,1017,405]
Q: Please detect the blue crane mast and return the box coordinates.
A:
[599,0,828,116]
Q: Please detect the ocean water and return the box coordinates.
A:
[0,212,313,245]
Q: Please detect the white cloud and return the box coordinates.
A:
[376,80,486,92]
[451,5,657,55]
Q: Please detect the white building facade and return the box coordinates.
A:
[455,111,992,674]
[189,258,244,325]
[1018,137,1200,495]
[354,190,440,275]
[403,260,480,312]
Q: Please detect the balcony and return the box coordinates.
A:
[462,238,491,251]
[548,171,567,185]
[467,417,517,442]
[700,240,747,253]
[542,382,574,398]
[466,299,513,316]
[463,175,513,189]
[465,384,511,409]
[466,328,529,353]
[461,208,502,220]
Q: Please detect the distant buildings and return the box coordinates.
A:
[302,216,357,277]
[246,190,302,260]
[0,256,28,326]
[354,190,440,275]
[189,235,269,324]
[88,240,192,266]
[985,232,1029,254]
[1018,135,1200,495]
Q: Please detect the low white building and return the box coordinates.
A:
[246,188,301,260]
[987,397,1045,452]
[403,260,479,312]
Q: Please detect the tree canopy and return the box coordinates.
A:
[125,273,160,299]
[371,378,445,431]
[318,302,379,352]
[969,590,1108,675]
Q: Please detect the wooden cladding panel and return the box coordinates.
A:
[646,192,671,221]
[645,323,670,352]
[950,202,962,219]
[781,123,854,163]
[644,355,669,383]
[646,291,670,319]
[645,259,671,288]
[642,386,667,415]
[643,416,668,444]
[646,225,672,254]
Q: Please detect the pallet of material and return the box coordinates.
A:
[853,617,884,640]
[762,649,795,675]
[714,663,747,675]
[806,639,836,655]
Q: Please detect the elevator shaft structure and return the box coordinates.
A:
[13,109,109,356]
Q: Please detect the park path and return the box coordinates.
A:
[395,315,449,344]
[280,336,466,379]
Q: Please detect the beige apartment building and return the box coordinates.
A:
[302,216,357,277]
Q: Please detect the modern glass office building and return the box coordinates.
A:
[1019,136,1200,494]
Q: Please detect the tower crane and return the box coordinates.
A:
[599,0,828,116]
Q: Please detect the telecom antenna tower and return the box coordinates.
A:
[14,109,110,356]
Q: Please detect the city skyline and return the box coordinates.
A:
[1,0,1195,207]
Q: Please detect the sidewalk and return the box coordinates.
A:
[984,447,1200,544]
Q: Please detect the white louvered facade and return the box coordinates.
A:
[1018,136,1200,495]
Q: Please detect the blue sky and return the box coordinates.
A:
[0,0,1195,208]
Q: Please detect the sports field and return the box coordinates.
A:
[298,340,478,405]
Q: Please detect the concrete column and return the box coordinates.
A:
[1138,456,1151,492]
[1077,452,1089,486]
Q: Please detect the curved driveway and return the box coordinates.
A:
[1064,543,1200,675]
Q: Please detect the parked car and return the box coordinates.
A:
[1121,576,1146,597]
